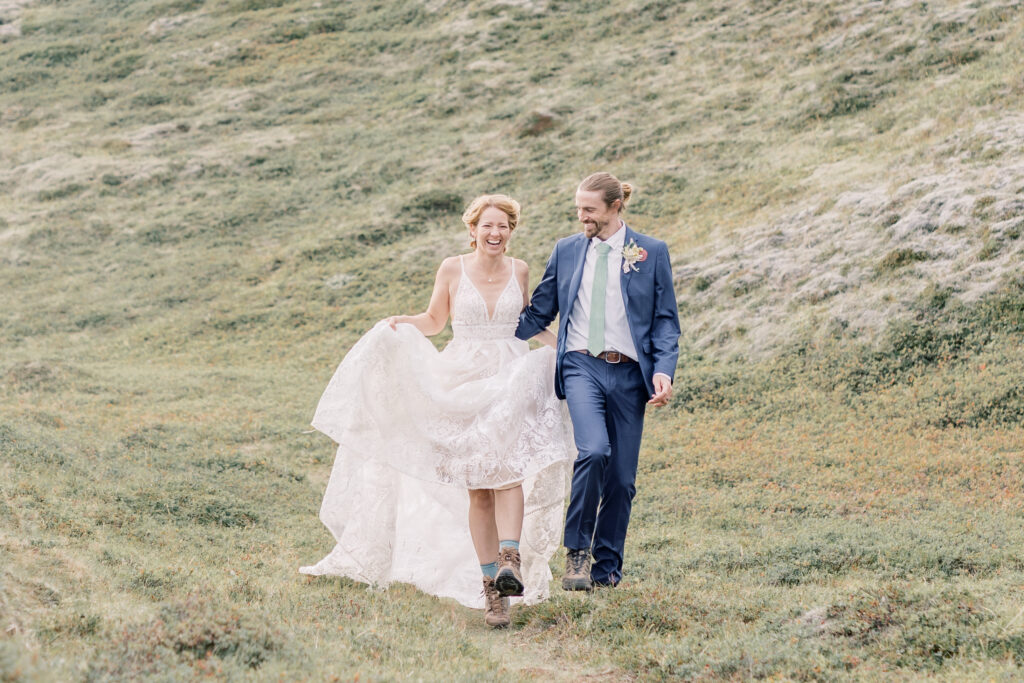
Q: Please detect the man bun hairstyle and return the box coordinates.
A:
[580,172,634,213]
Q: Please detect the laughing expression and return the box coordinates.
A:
[472,206,512,254]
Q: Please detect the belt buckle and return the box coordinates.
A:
[605,351,622,364]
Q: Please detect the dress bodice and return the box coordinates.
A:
[451,256,522,341]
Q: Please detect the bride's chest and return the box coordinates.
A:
[452,276,519,323]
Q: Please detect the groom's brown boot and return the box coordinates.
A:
[494,546,524,597]
[482,576,510,628]
[562,548,594,591]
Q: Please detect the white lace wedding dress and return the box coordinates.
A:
[300,256,573,608]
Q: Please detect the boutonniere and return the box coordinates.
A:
[620,239,648,273]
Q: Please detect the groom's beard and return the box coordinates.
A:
[582,218,608,239]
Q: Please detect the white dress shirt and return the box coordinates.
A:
[565,223,672,388]
[566,224,639,361]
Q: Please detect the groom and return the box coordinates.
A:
[516,172,681,589]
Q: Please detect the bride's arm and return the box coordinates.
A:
[386,258,455,336]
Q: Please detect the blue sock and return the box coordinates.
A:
[499,540,520,551]
[480,561,498,578]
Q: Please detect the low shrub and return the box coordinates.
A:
[85,592,283,680]
[674,278,1024,427]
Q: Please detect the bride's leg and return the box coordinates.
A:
[470,489,512,627]
[493,485,526,597]
[467,489,498,563]
[494,485,524,542]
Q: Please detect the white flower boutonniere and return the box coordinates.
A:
[620,239,648,273]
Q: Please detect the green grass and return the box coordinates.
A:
[3,0,1024,679]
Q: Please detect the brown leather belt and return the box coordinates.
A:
[573,349,637,364]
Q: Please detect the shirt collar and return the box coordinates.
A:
[591,221,626,251]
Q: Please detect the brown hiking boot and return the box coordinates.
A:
[562,548,593,591]
[494,546,524,597]
[482,576,510,628]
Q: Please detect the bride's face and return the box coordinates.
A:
[471,207,512,255]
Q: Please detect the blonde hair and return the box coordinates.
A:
[462,194,521,248]
[579,172,633,213]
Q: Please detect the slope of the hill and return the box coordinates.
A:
[2,1,1021,362]
[3,1,1024,680]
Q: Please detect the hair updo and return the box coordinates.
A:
[461,194,520,231]
[579,172,633,212]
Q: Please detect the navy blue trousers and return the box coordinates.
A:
[561,351,648,585]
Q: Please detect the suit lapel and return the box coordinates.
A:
[567,233,589,307]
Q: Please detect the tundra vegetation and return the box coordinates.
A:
[3,0,1024,680]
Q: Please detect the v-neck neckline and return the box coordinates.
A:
[460,256,516,321]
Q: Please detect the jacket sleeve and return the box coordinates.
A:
[515,243,560,341]
[650,242,681,380]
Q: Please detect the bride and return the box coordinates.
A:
[300,194,574,628]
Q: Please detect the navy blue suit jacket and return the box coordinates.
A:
[516,225,681,400]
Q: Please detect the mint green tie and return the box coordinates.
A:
[588,242,612,356]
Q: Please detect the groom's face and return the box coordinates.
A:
[575,189,619,240]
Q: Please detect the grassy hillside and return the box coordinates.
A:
[3,0,1024,679]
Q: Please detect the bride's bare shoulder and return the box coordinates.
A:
[434,255,463,283]
[437,255,463,271]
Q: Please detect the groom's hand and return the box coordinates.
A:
[648,374,673,407]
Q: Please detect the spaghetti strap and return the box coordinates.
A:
[508,257,521,295]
